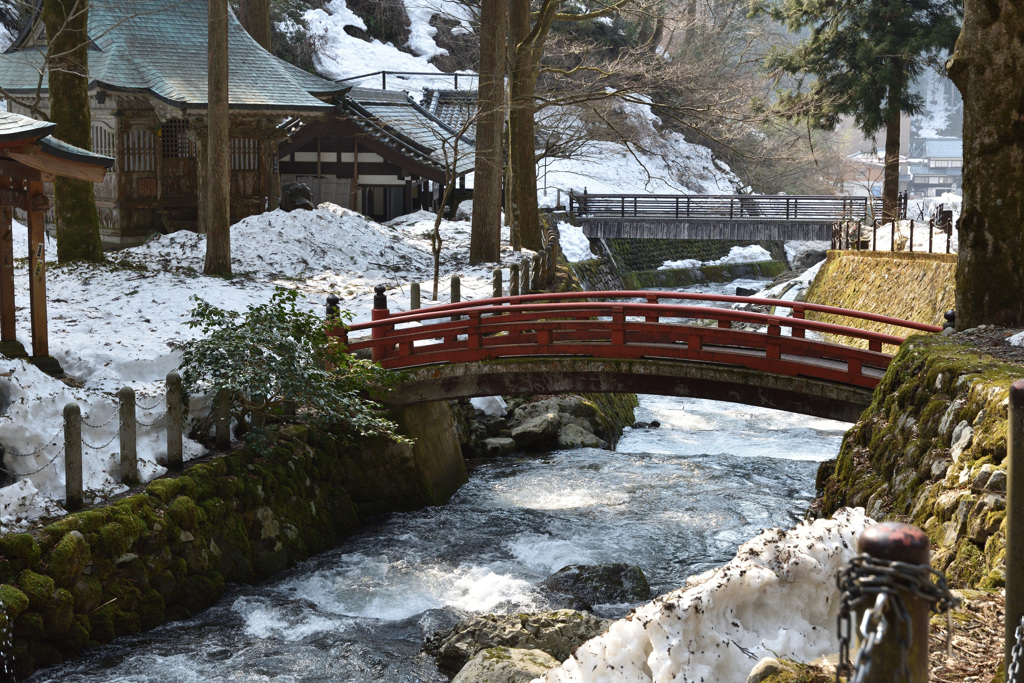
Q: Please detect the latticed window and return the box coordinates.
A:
[230,137,259,171]
[92,125,115,157]
[161,119,195,158]
[123,127,155,172]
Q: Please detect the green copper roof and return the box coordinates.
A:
[0,0,343,112]
[0,110,56,141]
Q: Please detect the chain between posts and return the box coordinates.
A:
[1009,616,1024,683]
[836,554,960,683]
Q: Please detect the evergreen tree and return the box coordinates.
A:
[755,0,961,219]
[43,0,105,263]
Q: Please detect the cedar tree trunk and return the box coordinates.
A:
[947,1,1024,328]
[508,0,542,251]
[43,0,104,263]
[881,68,903,222]
[205,0,232,276]
[469,0,505,264]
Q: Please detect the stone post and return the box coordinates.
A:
[64,403,82,510]
[510,263,520,296]
[410,282,420,310]
[492,269,502,298]
[166,371,183,470]
[214,388,230,450]
[118,386,138,485]
[520,258,530,294]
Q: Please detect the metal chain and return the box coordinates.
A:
[81,430,119,451]
[81,410,118,430]
[1009,616,1024,683]
[0,445,64,476]
[134,394,165,411]
[134,410,167,428]
[1,424,64,457]
[836,554,960,683]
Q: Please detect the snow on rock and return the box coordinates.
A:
[534,508,873,683]
[1007,331,1024,348]
[470,396,507,418]
[660,245,772,270]
[301,0,443,87]
[783,241,830,271]
[557,222,597,263]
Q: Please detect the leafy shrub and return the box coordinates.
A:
[179,288,402,448]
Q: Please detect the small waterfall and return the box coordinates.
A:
[0,595,13,681]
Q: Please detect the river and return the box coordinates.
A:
[32,279,850,682]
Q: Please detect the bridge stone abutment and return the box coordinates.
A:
[380,358,873,423]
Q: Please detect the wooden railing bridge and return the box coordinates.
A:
[569,192,905,241]
[330,289,939,421]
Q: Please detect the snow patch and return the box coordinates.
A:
[557,222,597,263]
[534,508,873,683]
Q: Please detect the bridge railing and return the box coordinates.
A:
[831,218,956,255]
[332,291,940,390]
[568,192,884,221]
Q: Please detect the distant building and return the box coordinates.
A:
[905,137,962,197]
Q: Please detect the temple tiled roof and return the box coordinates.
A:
[0,0,343,112]
[342,88,475,175]
[424,89,477,140]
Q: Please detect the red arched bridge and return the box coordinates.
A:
[330,289,940,422]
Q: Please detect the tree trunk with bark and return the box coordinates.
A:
[43,0,104,263]
[881,67,903,222]
[947,0,1024,328]
[508,0,542,251]
[205,0,232,276]
[469,0,505,264]
[238,0,270,49]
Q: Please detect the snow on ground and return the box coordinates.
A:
[0,205,537,529]
[659,245,772,270]
[557,222,597,263]
[533,508,873,683]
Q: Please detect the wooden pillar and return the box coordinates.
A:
[27,181,48,358]
[0,201,15,343]
[350,141,360,211]
[404,176,413,215]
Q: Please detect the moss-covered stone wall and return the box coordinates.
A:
[0,403,467,678]
[621,260,788,289]
[604,238,788,273]
[804,251,955,350]
[816,335,1013,590]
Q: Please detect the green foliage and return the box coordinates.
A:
[755,0,962,136]
[179,289,403,449]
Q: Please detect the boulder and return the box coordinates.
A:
[483,437,517,457]
[451,647,559,683]
[541,563,650,607]
[279,182,314,211]
[426,609,611,674]
[510,411,562,449]
[557,424,607,449]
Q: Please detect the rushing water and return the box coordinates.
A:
[33,277,850,682]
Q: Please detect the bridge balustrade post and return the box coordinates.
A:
[645,294,659,323]
[620,196,625,218]
[928,219,934,253]
[675,197,679,219]
[521,258,530,294]
[891,220,896,252]
[370,284,391,362]
[467,312,482,349]
[791,306,805,338]
[611,306,625,346]
[510,263,520,296]
[909,220,915,252]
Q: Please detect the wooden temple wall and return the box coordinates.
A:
[11,95,270,249]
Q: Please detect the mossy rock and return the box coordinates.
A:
[47,530,91,587]
[0,584,30,617]
[14,611,45,640]
[167,496,203,531]
[15,570,55,609]
[138,588,166,630]
[63,613,91,655]
[42,588,74,639]
[26,640,63,668]
[0,534,41,577]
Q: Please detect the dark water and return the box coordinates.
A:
[32,393,847,683]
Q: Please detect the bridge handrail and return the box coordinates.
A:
[567,192,882,220]
[345,301,910,349]
[348,291,941,336]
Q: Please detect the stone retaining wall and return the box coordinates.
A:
[0,402,467,678]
